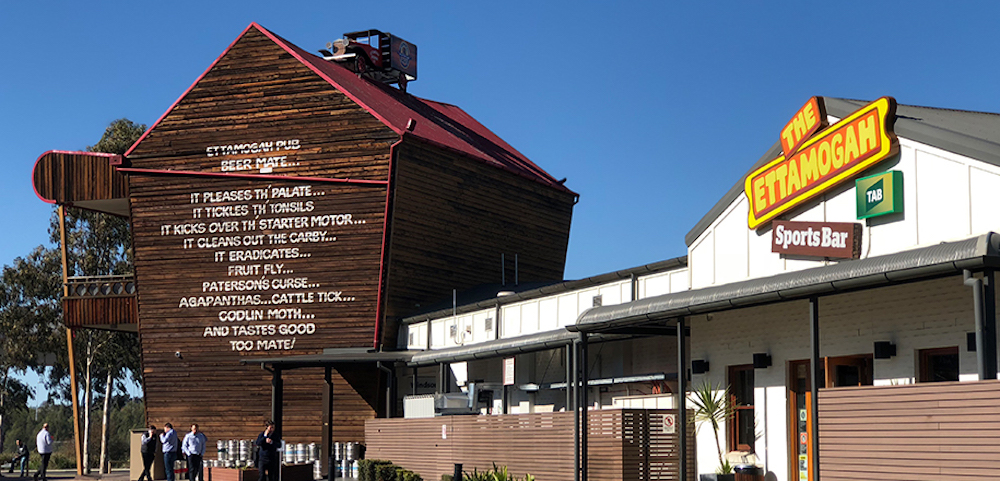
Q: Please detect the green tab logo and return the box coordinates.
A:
[856,171,903,220]
[865,178,884,211]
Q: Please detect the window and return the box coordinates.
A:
[919,347,959,382]
[728,364,755,451]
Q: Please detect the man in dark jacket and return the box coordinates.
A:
[254,420,279,481]
[9,440,29,477]
[139,425,158,481]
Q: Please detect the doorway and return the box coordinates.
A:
[788,354,873,481]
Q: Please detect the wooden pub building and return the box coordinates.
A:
[32,22,576,473]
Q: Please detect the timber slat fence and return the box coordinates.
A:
[365,409,695,481]
[819,380,1000,480]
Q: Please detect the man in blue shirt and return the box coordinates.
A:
[182,424,208,481]
[159,423,178,481]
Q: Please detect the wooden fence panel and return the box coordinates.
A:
[365,409,695,481]
[819,380,1000,481]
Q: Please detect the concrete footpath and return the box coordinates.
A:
[0,469,130,481]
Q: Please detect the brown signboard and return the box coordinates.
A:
[772,220,862,259]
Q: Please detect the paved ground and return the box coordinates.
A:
[0,469,130,481]
[0,469,356,481]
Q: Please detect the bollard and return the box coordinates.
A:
[452,463,462,481]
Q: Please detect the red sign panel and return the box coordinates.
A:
[772,220,862,259]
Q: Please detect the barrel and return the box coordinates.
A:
[345,442,360,461]
[295,443,306,464]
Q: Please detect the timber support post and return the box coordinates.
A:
[58,205,84,475]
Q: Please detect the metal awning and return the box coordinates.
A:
[573,232,1000,332]
[406,330,632,367]
[247,348,419,369]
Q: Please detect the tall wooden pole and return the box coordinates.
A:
[59,205,84,475]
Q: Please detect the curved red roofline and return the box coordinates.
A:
[32,150,119,204]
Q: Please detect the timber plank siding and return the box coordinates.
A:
[818,380,1000,480]
[126,27,394,447]
[382,139,575,347]
[114,22,573,453]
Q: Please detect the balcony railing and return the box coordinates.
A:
[63,275,137,329]
[65,275,136,299]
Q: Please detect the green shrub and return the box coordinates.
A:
[376,463,398,481]
[440,475,453,481]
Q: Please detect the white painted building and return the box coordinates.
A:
[400,97,1000,481]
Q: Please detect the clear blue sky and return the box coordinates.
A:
[3,1,1000,401]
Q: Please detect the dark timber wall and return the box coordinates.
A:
[127,28,394,445]
[121,24,574,450]
[383,139,575,346]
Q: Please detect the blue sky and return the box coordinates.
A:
[3,1,1000,402]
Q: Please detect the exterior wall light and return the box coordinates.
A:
[691,359,710,374]
[752,353,772,369]
[874,341,897,359]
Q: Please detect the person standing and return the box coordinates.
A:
[182,424,207,481]
[32,424,52,481]
[139,425,158,481]
[159,423,179,481]
[254,421,279,481]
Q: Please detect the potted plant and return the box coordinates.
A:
[690,380,735,481]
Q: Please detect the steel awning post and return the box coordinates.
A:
[322,367,333,477]
[572,338,580,481]
[580,332,589,481]
[677,317,687,481]
[272,366,284,441]
[809,297,820,481]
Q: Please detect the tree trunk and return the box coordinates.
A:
[0,370,7,452]
[83,338,93,475]
[100,370,111,474]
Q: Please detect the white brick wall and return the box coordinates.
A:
[689,275,986,481]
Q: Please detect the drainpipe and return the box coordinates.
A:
[377,362,395,418]
[964,270,997,380]
[374,120,413,349]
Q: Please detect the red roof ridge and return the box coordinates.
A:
[127,22,574,195]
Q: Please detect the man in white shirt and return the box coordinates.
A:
[182,424,207,481]
[33,423,52,481]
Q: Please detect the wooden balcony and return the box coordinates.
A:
[63,275,137,331]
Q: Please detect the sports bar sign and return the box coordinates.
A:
[772,220,862,259]
[745,97,899,229]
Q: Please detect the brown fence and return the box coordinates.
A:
[819,380,1000,480]
[365,409,695,481]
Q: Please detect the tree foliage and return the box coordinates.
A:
[0,117,145,469]
[0,247,65,448]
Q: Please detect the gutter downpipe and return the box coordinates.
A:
[377,361,395,418]
[964,269,997,380]
[374,122,412,349]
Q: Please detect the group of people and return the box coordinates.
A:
[138,423,207,481]
[3,424,52,481]
[138,421,280,481]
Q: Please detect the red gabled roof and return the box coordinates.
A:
[128,23,573,194]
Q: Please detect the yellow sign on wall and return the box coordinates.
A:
[745,97,899,229]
